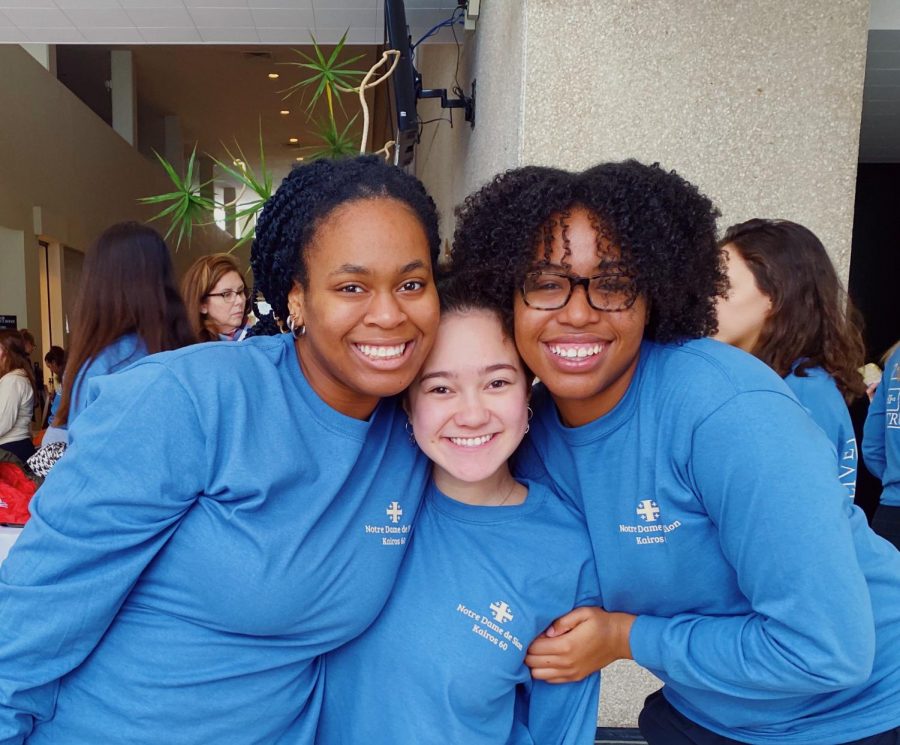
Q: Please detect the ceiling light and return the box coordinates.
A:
[288,137,299,144]
[280,110,290,115]
[267,72,279,79]
[296,156,304,162]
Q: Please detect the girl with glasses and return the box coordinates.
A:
[449,161,900,745]
[0,156,441,743]
[181,253,254,342]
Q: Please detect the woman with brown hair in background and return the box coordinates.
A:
[714,218,867,498]
[181,253,253,342]
[0,331,37,462]
[52,221,195,433]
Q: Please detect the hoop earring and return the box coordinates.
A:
[286,316,306,338]
[405,420,415,443]
[527,406,534,421]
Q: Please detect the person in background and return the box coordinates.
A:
[17,329,44,421]
[0,156,441,743]
[40,346,66,445]
[863,340,900,549]
[319,274,601,745]
[449,161,900,745]
[52,222,195,433]
[181,253,253,342]
[714,218,866,499]
[0,331,36,463]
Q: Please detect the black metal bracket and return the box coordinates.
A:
[418,78,475,126]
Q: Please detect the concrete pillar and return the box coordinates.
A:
[110,50,137,146]
[418,0,869,279]
[163,115,185,176]
[223,186,237,238]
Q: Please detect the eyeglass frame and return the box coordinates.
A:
[520,269,639,312]
[204,287,248,303]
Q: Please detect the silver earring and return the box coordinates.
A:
[524,423,530,435]
[405,420,415,443]
[527,406,534,421]
[286,316,305,338]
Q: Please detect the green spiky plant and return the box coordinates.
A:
[139,145,215,249]
[141,34,367,248]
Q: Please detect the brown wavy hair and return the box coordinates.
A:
[180,253,247,342]
[0,330,36,395]
[55,222,195,426]
[720,219,865,403]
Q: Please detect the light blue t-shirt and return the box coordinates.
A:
[863,346,900,507]
[67,332,148,427]
[318,479,601,745]
[516,338,900,745]
[0,333,429,744]
[783,364,857,498]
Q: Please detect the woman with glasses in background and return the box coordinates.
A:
[181,253,254,342]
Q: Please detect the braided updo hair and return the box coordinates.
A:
[250,155,441,335]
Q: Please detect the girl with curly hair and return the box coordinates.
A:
[0,156,441,743]
[449,160,900,745]
[714,219,866,498]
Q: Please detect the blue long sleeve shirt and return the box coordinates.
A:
[0,332,429,744]
[783,365,857,498]
[515,338,900,745]
[863,346,900,507]
[318,480,601,745]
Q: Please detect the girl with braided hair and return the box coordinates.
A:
[0,155,441,743]
[449,160,900,745]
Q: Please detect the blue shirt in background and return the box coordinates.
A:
[784,364,857,498]
[863,346,900,507]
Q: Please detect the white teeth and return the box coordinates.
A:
[449,434,493,447]
[357,343,406,359]
[548,344,602,359]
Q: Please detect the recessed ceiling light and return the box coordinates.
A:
[288,137,299,144]
[280,110,290,115]
[296,156,304,162]
[267,72,279,79]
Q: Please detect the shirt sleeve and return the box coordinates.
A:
[862,375,887,480]
[629,389,876,699]
[0,362,207,743]
[0,376,22,439]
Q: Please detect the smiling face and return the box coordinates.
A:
[407,309,529,496]
[713,244,772,354]
[513,207,648,427]
[200,270,247,336]
[288,197,439,419]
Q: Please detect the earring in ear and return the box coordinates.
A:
[286,316,306,338]
[524,423,530,435]
[527,406,534,421]
[405,420,415,443]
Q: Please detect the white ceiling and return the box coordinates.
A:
[0,0,462,45]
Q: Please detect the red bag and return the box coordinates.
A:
[0,462,37,525]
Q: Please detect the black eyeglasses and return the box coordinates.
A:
[205,287,247,302]
[521,271,638,312]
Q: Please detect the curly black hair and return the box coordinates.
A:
[250,155,441,335]
[449,160,724,343]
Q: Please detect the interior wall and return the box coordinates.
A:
[416,0,868,281]
[0,45,233,343]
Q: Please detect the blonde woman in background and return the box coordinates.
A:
[181,254,254,342]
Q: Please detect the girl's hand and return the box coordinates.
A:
[525,606,636,683]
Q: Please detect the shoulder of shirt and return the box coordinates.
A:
[643,337,793,399]
[783,366,842,399]
[127,333,290,376]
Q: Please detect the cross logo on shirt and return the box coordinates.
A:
[385,501,403,524]
[636,499,660,522]
[490,601,514,624]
